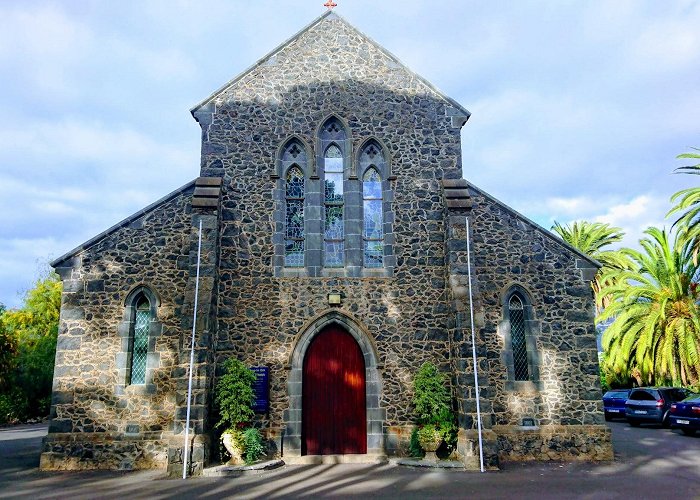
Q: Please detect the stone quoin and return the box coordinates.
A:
[40,10,612,475]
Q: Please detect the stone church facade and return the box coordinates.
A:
[40,11,612,474]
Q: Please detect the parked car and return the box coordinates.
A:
[625,387,690,427]
[602,389,630,421]
[669,393,700,436]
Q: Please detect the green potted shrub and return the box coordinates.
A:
[412,361,457,461]
[215,358,265,465]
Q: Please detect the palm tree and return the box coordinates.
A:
[598,227,700,386]
[551,220,624,256]
[551,220,629,309]
[668,148,700,261]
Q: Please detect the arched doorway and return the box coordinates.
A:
[302,325,367,455]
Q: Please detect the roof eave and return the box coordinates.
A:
[190,10,471,120]
[464,181,602,269]
[50,179,197,269]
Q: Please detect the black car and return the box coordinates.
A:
[625,387,690,427]
[669,393,700,436]
[602,389,630,421]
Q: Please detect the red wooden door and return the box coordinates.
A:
[302,326,367,455]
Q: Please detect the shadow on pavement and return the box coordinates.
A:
[1,422,699,499]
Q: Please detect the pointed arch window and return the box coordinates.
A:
[285,166,305,267]
[324,144,344,267]
[363,168,383,267]
[129,294,151,385]
[508,294,529,381]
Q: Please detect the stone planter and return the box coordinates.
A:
[221,432,244,465]
[417,427,443,463]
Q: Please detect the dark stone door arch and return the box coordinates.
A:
[283,311,385,457]
[302,325,367,455]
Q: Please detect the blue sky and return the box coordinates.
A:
[1,1,698,308]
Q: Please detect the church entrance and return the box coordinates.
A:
[302,325,367,455]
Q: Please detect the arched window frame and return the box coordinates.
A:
[358,138,393,273]
[116,286,162,394]
[362,167,384,268]
[318,117,349,268]
[272,127,395,278]
[273,137,311,275]
[501,286,541,391]
[129,294,151,385]
[284,164,306,267]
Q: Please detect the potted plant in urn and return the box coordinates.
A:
[215,358,265,465]
[412,362,457,462]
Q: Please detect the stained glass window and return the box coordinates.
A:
[324,144,344,267]
[363,167,383,267]
[509,294,529,381]
[285,166,305,267]
[130,296,150,385]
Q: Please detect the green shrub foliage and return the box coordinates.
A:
[416,424,442,447]
[413,362,452,425]
[412,362,458,454]
[243,427,265,464]
[215,358,257,430]
[409,427,425,458]
[0,390,29,425]
[0,273,61,420]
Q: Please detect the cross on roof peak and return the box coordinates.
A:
[324,0,337,10]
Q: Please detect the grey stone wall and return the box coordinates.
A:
[42,12,612,472]
[457,184,611,460]
[194,14,466,449]
[41,185,195,471]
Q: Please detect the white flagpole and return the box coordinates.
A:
[465,216,485,472]
[183,219,203,479]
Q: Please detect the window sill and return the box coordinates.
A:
[504,380,542,393]
[273,267,394,278]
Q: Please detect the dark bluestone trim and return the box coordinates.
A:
[283,310,385,457]
[115,285,163,396]
[500,285,543,392]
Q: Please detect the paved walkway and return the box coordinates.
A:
[0,422,698,499]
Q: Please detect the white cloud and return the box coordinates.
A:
[592,195,669,248]
[1,0,699,306]
[0,118,196,177]
[0,237,70,309]
[535,194,670,250]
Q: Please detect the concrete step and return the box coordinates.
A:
[284,454,388,465]
[202,459,284,477]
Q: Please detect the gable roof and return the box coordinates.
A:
[465,181,602,269]
[50,180,196,268]
[190,10,471,120]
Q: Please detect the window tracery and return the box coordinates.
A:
[285,166,305,267]
[324,144,345,267]
[363,168,383,267]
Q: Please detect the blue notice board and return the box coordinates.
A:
[251,366,269,413]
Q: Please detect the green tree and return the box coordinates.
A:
[551,220,624,256]
[668,147,700,261]
[0,304,19,389]
[598,227,700,386]
[551,220,630,309]
[1,273,62,417]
